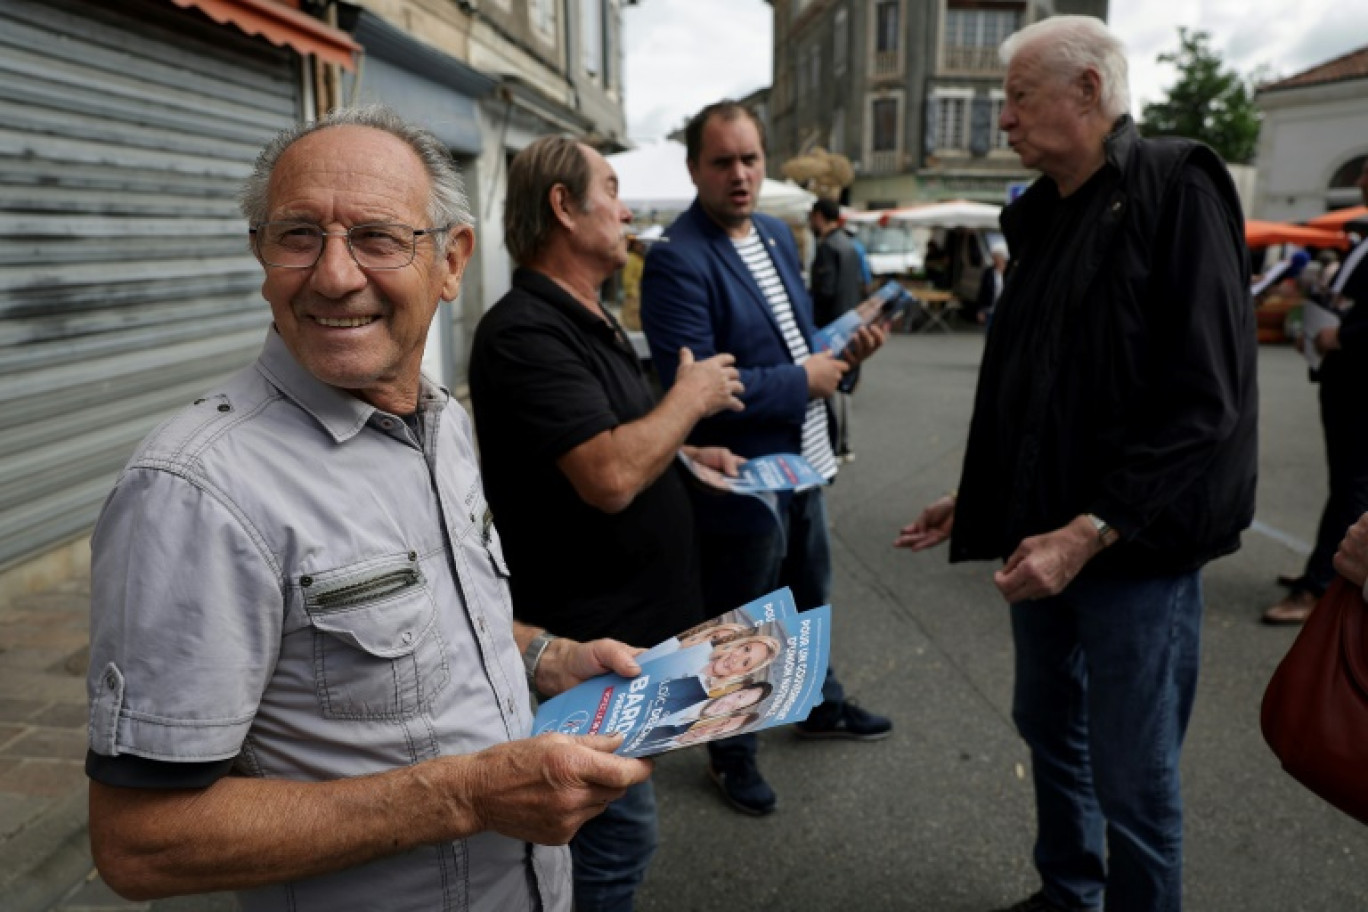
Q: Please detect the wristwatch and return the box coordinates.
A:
[1086,513,1119,548]
[522,630,558,696]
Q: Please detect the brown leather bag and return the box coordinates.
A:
[1261,576,1368,824]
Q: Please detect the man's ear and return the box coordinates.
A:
[440,225,475,301]
[549,184,577,231]
[1076,67,1103,112]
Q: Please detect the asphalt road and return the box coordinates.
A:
[636,330,1368,912]
[45,330,1368,912]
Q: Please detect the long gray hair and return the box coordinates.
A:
[239,105,471,246]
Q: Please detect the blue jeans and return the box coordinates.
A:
[1011,571,1203,912]
[569,779,658,912]
[700,488,846,770]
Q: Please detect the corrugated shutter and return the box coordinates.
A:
[0,0,302,571]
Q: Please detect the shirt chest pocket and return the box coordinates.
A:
[302,557,451,721]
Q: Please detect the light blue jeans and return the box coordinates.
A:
[1010,570,1203,912]
[570,779,658,912]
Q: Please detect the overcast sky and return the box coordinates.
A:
[621,0,1368,144]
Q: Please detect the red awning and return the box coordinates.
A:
[167,0,359,70]
[1245,219,1350,251]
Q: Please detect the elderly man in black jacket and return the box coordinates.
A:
[896,15,1256,912]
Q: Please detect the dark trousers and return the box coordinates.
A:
[700,489,845,771]
[1301,365,1368,593]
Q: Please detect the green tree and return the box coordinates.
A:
[1138,28,1262,164]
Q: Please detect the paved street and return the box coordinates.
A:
[4,329,1367,910]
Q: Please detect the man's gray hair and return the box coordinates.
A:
[239,105,471,244]
[1000,15,1131,122]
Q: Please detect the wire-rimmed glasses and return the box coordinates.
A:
[250,222,449,270]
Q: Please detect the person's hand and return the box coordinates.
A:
[461,734,653,845]
[535,637,643,699]
[894,495,956,551]
[843,324,887,367]
[688,446,745,478]
[804,351,849,398]
[993,516,1100,603]
[1314,326,1341,356]
[1333,512,1368,589]
[673,348,744,417]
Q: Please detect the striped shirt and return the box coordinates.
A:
[731,226,838,480]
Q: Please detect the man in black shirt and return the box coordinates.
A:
[468,135,744,912]
[897,16,1256,912]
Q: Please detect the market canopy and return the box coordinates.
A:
[1305,205,1368,234]
[847,199,1002,230]
[1245,219,1350,251]
[606,140,816,222]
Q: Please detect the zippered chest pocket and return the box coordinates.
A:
[301,554,450,721]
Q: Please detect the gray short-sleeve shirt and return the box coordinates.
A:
[87,330,570,912]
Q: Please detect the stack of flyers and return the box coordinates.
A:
[812,280,919,356]
[532,588,832,758]
[676,451,826,495]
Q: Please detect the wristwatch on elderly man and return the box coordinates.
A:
[1086,513,1120,548]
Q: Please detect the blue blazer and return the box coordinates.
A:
[641,200,817,463]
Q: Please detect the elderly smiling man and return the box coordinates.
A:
[84,106,650,912]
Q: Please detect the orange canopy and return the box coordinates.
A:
[1245,219,1350,251]
[1305,205,1368,231]
[168,0,359,70]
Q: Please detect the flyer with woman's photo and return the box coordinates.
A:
[531,588,831,759]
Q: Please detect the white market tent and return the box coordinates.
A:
[868,199,1003,230]
[606,140,816,222]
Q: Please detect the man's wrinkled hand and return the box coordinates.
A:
[993,517,1099,603]
[464,735,652,845]
[674,348,744,417]
[804,351,849,399]
[844,324,887,367]
[894,496,955,551]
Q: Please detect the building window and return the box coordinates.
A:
[581,0,603,77]
[833,7,848,77]
[943,4,1020,72]
[875,1,899,53]
[872,98,898,152]
[531,0,556,39]
[932,88,974,151]
[831,107,846,155]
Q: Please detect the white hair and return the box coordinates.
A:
[1000,15,1131,121]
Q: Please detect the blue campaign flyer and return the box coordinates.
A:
[532,599,831,760]
[634,586,797,664]
[677,451,826,497]
[812,280,917,355]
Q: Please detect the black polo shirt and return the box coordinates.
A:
[468,267,704,648]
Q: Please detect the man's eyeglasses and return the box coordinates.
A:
[250,222,450,270]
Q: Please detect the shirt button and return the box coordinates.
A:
[477,617,486,633]
[506,697,516,715]
[401,631,413,645]
[380,418,395,429]
[105,672,118,690]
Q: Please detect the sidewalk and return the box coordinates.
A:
[0,543,100,911]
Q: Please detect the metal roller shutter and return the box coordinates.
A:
[0,0,302,570]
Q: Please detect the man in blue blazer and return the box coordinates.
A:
[641,100,892,817]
